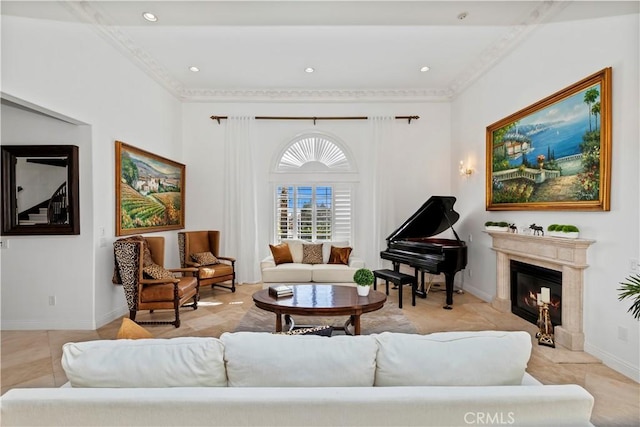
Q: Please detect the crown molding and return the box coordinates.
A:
[180,88,454,103]
[447,0,570,98]
[61,1,185,98]
[61,0,567,103]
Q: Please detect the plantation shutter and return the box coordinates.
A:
[333,186,351,242]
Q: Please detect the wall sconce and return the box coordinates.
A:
[459,160,473,176]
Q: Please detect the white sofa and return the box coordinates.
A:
[1,331,594,426]
[261,239,365,284]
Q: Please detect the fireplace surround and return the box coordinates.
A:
[486,231,594,350]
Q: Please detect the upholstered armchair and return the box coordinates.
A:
[178,230,236,292]
[113,236,199,328]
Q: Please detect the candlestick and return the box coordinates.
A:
[541,287,550,304]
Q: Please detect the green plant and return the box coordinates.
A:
[548,224,559,231]
[618,274,640,320]
[562,225,579,232]
[353,268,374,287]
[485,221,510,227]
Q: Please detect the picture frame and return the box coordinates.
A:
[486,67,611,211]
[115,141,185,236]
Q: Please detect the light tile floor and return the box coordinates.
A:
[2,283,639,426]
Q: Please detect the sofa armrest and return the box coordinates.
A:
[261,256,276,270]
[348,256,365,269]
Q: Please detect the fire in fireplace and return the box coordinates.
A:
[510,261,562,325]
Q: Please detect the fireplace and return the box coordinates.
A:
[486,231,594,350]
[510,261,562,325]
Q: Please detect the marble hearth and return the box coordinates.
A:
[486,231,595,351]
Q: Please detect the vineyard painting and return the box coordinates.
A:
[486,68,611,211]
[115,141,185,236]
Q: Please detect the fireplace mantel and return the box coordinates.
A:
[486,231,595,351]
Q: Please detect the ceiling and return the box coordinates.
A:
[2,1,638,102]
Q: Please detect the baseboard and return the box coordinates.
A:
[460,283,493,302]
[96,305,129,329]
[0,319,95,330]
[584,342,640,383]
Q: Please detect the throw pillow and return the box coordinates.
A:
[191,251,218,266]
[143,264,175,280]
[116,318,153,339]
[328,246,352,265]
[276,326,333,337]
[302,243,324,264]
[322,241,349,263]
[269,243,293,265]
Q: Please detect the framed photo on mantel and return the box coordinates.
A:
[115,141,185,236]
[486,67,611,211]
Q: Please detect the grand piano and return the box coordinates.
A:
[380,196,467,309]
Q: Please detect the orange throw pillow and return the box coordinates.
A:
[328,246,352,265]
[116,318,153,339]
[269,243,294,265]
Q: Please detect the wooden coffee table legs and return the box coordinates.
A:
[274,313,362,335]
[344,314,360,335]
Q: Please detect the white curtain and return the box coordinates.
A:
[367,116,396,269]
[222,117,261,284]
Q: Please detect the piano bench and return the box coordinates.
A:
[372,269,417,309]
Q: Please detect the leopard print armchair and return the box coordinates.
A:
[113,236,199,328]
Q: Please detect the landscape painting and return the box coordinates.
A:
[486,67,611,211]
[115,141,185,236]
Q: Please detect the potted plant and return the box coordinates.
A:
[484,221,510,232]
[618,274,640,320]
[547,224,580,238]
[353,268,374,296]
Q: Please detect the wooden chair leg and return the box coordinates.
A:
[129,310,137,321]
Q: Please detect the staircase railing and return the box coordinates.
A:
[47,183,68,224]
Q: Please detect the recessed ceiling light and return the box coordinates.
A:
[142,12,158,22]
[420,66,430,72]
[189,66,200,72]
[457,12,468,20]
[304,67,315,73]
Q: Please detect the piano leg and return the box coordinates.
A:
[443,272,454,310]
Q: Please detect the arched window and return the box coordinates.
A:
[276,135,352,172]
[273,133,355,242]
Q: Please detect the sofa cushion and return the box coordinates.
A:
[302,243,324,264]
[269,243,293,265]
[261,262,313,282]
[310,264,358,283]
[221,332,377,387]
[328,246,352,264]
[374,331,531,386]
[282,239,305,263]
[322,241,349,263]
[62,337,227,388]
[116,318,153,339]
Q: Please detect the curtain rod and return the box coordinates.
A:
[209,115,419,125]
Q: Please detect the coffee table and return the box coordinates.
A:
[252,284,387,335]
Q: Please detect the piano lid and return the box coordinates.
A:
[386,196,460,241]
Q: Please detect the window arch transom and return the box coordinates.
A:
[277,135,352,172]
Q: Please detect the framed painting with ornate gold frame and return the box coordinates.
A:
[115,141,185,236]
[486,67,611,211]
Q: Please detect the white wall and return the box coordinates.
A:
[451,14,640,381]
[1,15,182,329]
[182,102,452,270]
[1,104,94,328]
